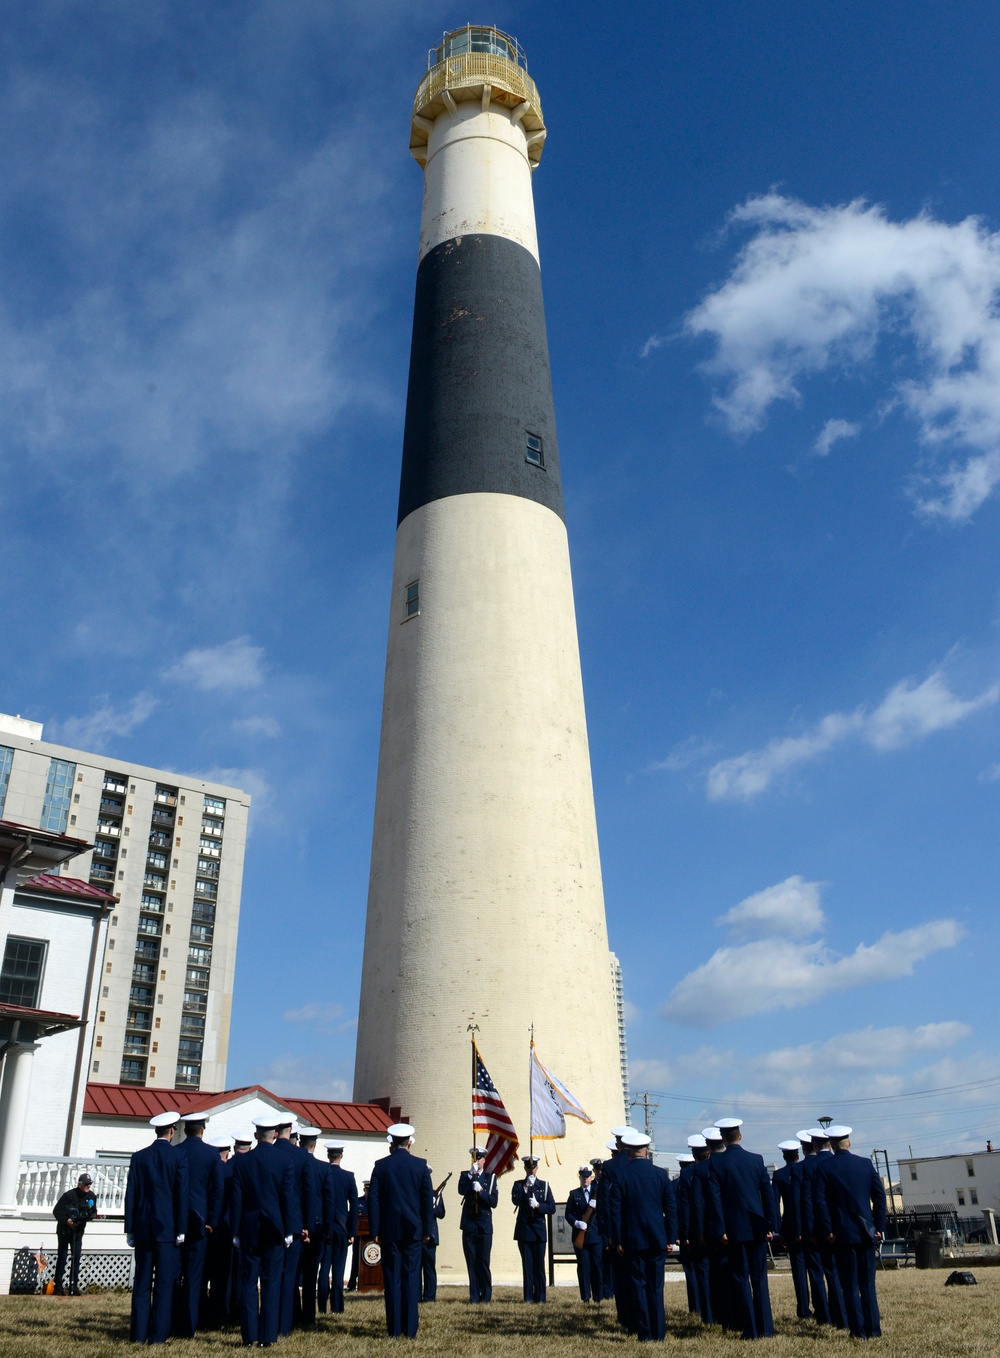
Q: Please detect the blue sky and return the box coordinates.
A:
[3,1,1000,1168]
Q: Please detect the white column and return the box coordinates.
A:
[0,1042,40,1213]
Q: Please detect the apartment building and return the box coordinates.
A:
[0,713,249,1092]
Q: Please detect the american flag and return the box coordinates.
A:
[472,1044,519,1177]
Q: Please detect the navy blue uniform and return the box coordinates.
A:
[675,1162,701,1316]
[369,1146,434,1338]
[608,1156,677,1342]
[512,1174,555,1302]
[320,1161,358,1314]
[707,1143,778,1339]
[174,1135,224,1336]
[597,1150,631,1327]
[814,1149,886,1339]
[458,1167,498,1302]
[272,1137,313,1335]
[229,1141,296,1347]
[125,1137,189,1345]
[299,1151,332,1326]
[688,1156,722,1326]
[421,1183,447,1300]
[204,1155,236,1328]
[773,1160,810,1319]
[801,1150,846,1327]
[566,1183,603,1301]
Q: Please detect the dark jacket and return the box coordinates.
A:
[676,1162,696,1243]
[687,1156,716,1241]
[368,1148,434,1244]
[799,1151,828,1239]
[427,1185,446,1246]
[566,1183,604,1247]
[608,1156,677,1252]
[458,1168,498,1234]
[229,1141,296,1254]
[512,1175,555,1242]
[302,1154,330,1237]
[176,1134,224,1239]
[272,1137,313,1236]
[327,1162,359,1240]
[53,1187,97,1236]
[772,1161,800,1240]
[813,1149,887,1245]
[707,1143,778,1243]
[125,1138,189,1245]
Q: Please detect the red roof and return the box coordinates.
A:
[0,817,91,849]
[84,1082,393,1135]
[22,872,117,903]
[0,1002,82,1033]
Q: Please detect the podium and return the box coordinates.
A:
[352,1208,384,1293]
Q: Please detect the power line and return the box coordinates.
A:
[643,1074,1000,1109]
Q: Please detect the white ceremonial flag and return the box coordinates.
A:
[530,1043,594,1140]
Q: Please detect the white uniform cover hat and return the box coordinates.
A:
[687,1134,708,1149]
[778,1140,801,1152]
[826,1125,852,1139]
[149,1111,180,1128]
[716,1117,743,1130]
[621,1128,651,1147]
[387,1122,415,1138]
[702,1126,724,1141]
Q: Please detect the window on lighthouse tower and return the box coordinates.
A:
[525,433,544,467]
[404,580,420,618]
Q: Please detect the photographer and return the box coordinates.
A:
[53,1174,98,1295]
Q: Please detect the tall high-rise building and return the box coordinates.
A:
[355,26,626,1278]
[0,713,249,1092]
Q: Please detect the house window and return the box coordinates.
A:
[966,1159,975,1177]
[405,580,419,619]
[957,1189,966,1207]
[92,1061,100,1073]
[120,1057,146,1084]
[971,1189,979,1205]
[909,1166,918,1181]
[0,937,48,1008]
[525,433,544,466]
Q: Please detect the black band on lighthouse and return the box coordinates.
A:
[397,233,565,527]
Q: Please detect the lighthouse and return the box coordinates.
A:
[354,26,626,1280]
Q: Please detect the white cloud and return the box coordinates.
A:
[233,715,281,738]
[664,918,963,1025]
[813,417,860,456]
[253,1055,352,1102]
[640,333,666,359]
[54,691,157,751]
[166,636,265,691]
[716,875,825,939]
[650,736,719,772]
[706,666,998,801]
[686,194,1000,519]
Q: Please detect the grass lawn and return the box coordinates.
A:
[1,1270,996,1357]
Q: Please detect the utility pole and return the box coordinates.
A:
[630,1091,659,1147]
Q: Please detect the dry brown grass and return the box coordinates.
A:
[0,1268,996,1357]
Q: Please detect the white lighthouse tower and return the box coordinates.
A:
[354,26,626,1280]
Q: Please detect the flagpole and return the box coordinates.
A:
[529,1024,535,1160]
[467,1023,479,1159]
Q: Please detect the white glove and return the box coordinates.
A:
[529,1197,539,1209]
[472,1181,483,1193]
[284,1235,294,1247]
[575,1220,588,1231]
[176,1234,185,1245]
[233,1238,240,1249]
[126,1235,135,1248]
[526,1175,536,1186]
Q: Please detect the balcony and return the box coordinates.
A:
[180,1015,205,1037]
[129,986,154,1005]
[196,859,220,878]
[143,873,166,890]
[189,925,214,946]
[94,841,118,859]
[132,963,156,982]
[151,810,174,829]
[146,851,168,869]
[137,917,162,938]
[134,940,160,962]
[194,880,218,899]
[200,819,223,838]
[103,777,128,794]
[175,1066,201,1089]
[126,1010,152,1032]
[17,1157,129,1215]
[148,832,171,850]
[140,893,164,911]
[192,901,216,923]
[154,789,178,806]
[123,1035,149,1056]
[100,795,124,814]
[182,993,207,1014]
[185,967,209,989]
[198,842,221,857]
[97,820,120,837]
[89,863,115,882]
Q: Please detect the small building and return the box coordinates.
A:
[897,1149,1000,1238]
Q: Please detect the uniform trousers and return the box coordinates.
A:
[624,1248,668,1342]
[462,1230,493,1303]
[820,1242,847,1327]
[678,1245,700,1315]
[131,1241,180,1345]
[708,1246,731,1329]
[54,1228,85,1294]
[420,1241,438,1301]
[602,1246,615,1299]
[691,1247,713,1323]
[612,1251,636,1331]
[298,1237,323,1326]
[277,1237,301,1336]
[834,1244,880,1339]
[203,1232,235,1328]
[380,1238,422,1338]
[726,1241,774,1340]
[177,1235,209,1336]
[787,1244,810,1318]
[574,1240,604,1301]
[801,1242,829,1322]
[238,1243,283,1346]
[517,1240,547,1303]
